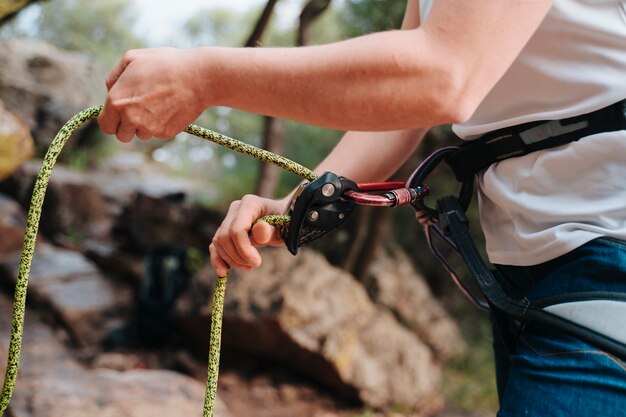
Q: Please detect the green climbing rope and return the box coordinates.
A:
[0,105,315,417]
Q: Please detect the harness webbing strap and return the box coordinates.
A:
[446,99,626,182]
[435,195,626,360]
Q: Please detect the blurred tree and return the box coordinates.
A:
[0,0,142,67]
[36,0,143,67]
[255,0,333,198]
[341,0,406,36]
[244,0,279,47]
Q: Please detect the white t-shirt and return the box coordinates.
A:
[420,0,626,265]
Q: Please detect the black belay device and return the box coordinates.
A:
[281,172,358,255]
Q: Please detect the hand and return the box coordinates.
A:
[98,47,207,142]
[210,195,288,277]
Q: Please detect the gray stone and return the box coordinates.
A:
[0,293,230,417]
[5,160,113,242]
[0,193,26,256]
[0,243,132,347]
[368,249,466,360]
[114,191,222,251]
[0,38,104,148]
[177,248,443,411]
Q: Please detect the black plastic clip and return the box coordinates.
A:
[281,172,358,255]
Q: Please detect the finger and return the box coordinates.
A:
[116,121,136,143]
[97,100,121,136]
[213,220,251,269]
[136,128,152,141]
[251,222,283,246]
[215,236,254,270]
[209,243,230,277]
[228,198,268,262]
[105,51,134,90]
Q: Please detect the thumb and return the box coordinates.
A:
[251,221,283,246]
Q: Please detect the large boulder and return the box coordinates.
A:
[113,191,223,251]
[0,193,27,256]
[0,293,230,417]
[368,248,467,360]
[176,248,443,411]
[0,160,112,243]
[0,99,35,181]
[0,38,103,148]
[0,243,133,348]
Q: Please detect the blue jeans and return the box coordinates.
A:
[492,237,626,417]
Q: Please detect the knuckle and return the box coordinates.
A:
[123,49,137,61]
[109,98,124,111]
[228,200,241,211]
[213,230,226,243]
[241,194,258,204]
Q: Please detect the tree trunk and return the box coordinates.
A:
[254,0,333,198]
[297,0,332,46]
[243,0,279,48]
[254,115,285,197]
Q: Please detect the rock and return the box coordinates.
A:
[0,193,27,255]
[0,38,103,148]
[0,160,113,242]
[0,243,133,347]
[114,191,223,251]
[368,249,466,360]
[0,99,35,181]
[0,1,42,25]
[25,369,230,417]
[176,248,443,411]
[0,293,230,417]
[93,150,215,206]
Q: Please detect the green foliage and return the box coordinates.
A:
[279,120,342,194]
[33,0,142,67]
[61,129,118,171]
[442,315,499,413]
[349,408,375,417]
[183,7,255,47]
[306,6,347,44]
[341,0,406,36]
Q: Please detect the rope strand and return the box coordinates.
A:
[0,106,314,417]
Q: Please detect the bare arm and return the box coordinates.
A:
[99,0,553,140]
[311,128,426,182]
[207,1,426,275]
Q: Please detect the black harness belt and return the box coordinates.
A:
[408,98,626,360]
[446,98,626,182]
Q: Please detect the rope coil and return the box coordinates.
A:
[0,106,315,417]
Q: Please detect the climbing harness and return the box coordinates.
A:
[407,98,626,359]
[2,98,625,416]
[447,98,626,182]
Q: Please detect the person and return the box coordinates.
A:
[98,0,626,415]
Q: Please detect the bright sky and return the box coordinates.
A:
[132,0,303,45]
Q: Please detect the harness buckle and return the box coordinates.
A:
[281,172,358,255]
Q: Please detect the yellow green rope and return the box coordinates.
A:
[0,105,315,417]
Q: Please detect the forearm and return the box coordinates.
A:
[198,31,461,131]
[311,128,427,183]
[196,0,551,132]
